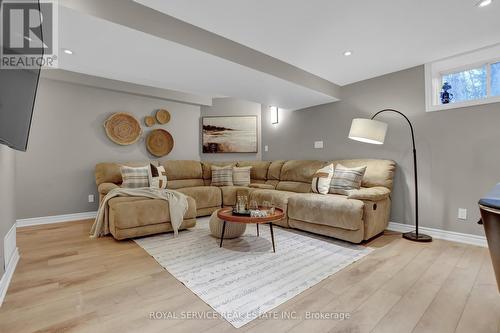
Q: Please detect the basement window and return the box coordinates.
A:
[492,62,500,96]
[425,44,500,112]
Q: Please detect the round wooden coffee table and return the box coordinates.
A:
[217,207,284,252]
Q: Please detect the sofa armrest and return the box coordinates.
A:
[98,182,120,195]
[347,187,390,201]
[249,183,275,190]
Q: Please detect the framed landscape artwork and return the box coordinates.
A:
[202,116,258,153]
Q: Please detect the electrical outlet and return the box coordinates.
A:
[458,208,467,220]
[264,145,269,152]
[88,194,95,203]
[314,141,324,149]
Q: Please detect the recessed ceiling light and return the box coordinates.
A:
[477,0,492,7]
[63,49,73,55]
[343,51,352,56]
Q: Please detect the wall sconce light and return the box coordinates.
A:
[270,106,279,124]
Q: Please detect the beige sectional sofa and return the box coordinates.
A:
[95,159,395,243]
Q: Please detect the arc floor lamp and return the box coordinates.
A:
[348,109,432,242]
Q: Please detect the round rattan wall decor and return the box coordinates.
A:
[144,115,156,127]
[146,129,174,157]
[104,112,142,145]
[155,109,171,124]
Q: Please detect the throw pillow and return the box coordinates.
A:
[120,165,150,188]
[329,164,367,195]
[233,166,252,186]
[311,164,334,194]
[211,165,234,186]
[148,163,168,189]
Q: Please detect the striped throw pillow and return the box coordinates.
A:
[148,163,168,189]
[311,164,334,194]
[329,164,367,195]
[211,165,234,186]
[233,166,252,186]
[120,165,150,188]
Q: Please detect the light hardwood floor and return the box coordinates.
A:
[0,219,499,333]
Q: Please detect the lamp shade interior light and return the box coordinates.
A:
[270,106,279,124]
[477,0,492,7]
[348,118,388,145]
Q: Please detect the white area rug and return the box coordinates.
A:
[134,218,373,328]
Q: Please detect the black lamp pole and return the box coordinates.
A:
[371,109,432,242]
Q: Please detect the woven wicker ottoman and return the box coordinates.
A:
[209,210,246,239]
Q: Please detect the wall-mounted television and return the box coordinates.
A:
[0,0,42,151]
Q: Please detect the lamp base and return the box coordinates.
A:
[402,231,433,242]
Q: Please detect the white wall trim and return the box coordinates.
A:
[3,223,16,270]
[1,224,19,306]
[16,211,97,228]
[387,222,487,247]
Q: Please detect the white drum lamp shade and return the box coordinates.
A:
[348,118,388,145]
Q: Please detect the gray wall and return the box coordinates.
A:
[262,65,500,236]
[16,78,201,219]
[200,97,262,161]
[0,145,16,275]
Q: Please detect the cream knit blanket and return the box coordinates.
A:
[90,187,188,239]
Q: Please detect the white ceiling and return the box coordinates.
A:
[137,0,500,86]
[57,6,337,110]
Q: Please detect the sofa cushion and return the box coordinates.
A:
[220,186,253,206]
[161,160,204,189]
[120,165,150,188]
[249,183,275,190]
[280,160,327,183]
[331,159,396,190]
[166,179,205,190]
[108,196,196,229]
[148,164,168,189]
[95,161,158,186]
[329,164,366,195]
[98,182,119,195]
[276,160,326,193]
[201,161,236,182]
[312,163,334,194]
[232,166,252,186]
[237,161,271,181]
[267,160,285,181]
[162,160,203,180]
[177,186,222,209]
[288,193,364,231]
[347,186,391,201]
[211,165,234,186]
[276,181,312,193]
[249,189,301,227]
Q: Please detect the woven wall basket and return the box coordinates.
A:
[156,109,171,124]
[144,116,156,127]
[146,129,174,157]
[104,112,142,145]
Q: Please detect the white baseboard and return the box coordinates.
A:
[16,211,97,228]
[387,222,487,247]
[3,223,16,268]
[1,224,19,306]
[13,211,487,248]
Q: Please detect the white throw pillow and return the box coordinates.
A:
[120,165,150,188]
[233,166,252,186]
[211,165,234,186]
[329,164,367,195]
[148,163,168,189]
[311,164,334,194]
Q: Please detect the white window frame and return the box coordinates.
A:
[425,43,500,112]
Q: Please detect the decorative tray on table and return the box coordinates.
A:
[231,208,251,216]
